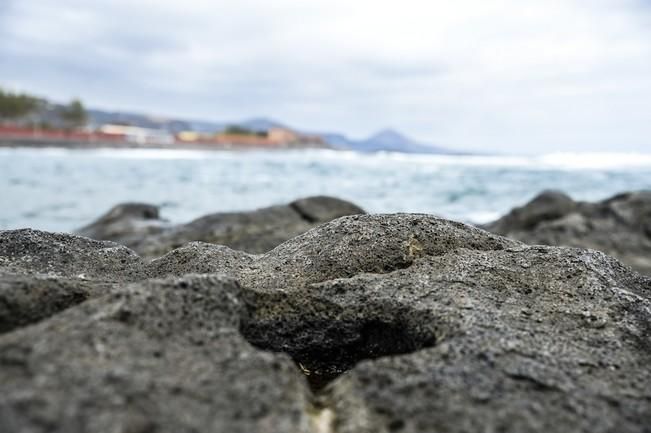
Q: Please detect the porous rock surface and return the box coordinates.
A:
[1,213,650,432]
[0,229,147,332]
[0,274,110,334]
[0,275,313,433]
[75,202,167,245]
[484,190,651,275]
[75,196,365,258]
[0,228,145,281]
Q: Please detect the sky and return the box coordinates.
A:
[1,0,650,153]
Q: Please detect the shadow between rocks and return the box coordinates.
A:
[241,315,438,392]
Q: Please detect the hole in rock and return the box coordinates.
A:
[241,318,437,392]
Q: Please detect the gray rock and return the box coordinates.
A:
[0,228,146,281]
[0,275,314,433]
[289,195,365,223]
[148,213,516,284]
[2,214,650,432]
[75,202,168,245]
[0,229,146,333]
[76,196,365,258]
[0,275,110,334]
[484,190,578,232]
[145,242,254,278]
[148,214,651,432]
[317,247,651,433]
[483,190,651,275]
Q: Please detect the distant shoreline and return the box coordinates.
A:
[0,137,325,151]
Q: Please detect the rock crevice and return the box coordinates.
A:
[1,213,651,432]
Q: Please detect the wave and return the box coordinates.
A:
[2,147,651,170]
[316,150,651,170]
[535,152,651,170]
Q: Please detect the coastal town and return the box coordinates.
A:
[0,87,327,150]
[0,86,452,153]
[0,123,328,149]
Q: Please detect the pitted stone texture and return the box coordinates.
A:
[2,213,650,432]
[150,213,518,288]
[0,229,145,281]
[321,247,651,432]
[77,195,365,258]
[0,275,313,433]
[0,274,110,333]
[0,229,146,333]
[146,242,254,278]
[484,190,651,276]
[149,214,651,432]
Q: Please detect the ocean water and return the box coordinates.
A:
[2,147,651,233]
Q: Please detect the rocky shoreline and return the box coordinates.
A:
[1,194,650,432]
[483,190,651,276]
[75,196,365,258]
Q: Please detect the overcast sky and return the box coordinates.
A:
[1,0,650,153]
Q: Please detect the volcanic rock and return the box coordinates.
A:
[149,214,651,432]
[484,190,651,275]
[0,275,313,433]
[76,196,365,258]
[75,202,167,245]
[0,228,146,281]
[0,228,146,333]
[0,275,110,334]
[1,214,650,432]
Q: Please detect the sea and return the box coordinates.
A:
[2,147,651,233]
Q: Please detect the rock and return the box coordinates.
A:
[148,213,515,281]
[145,242,254,278]
[0,229,146,333]
[0,275,313,433]
[148,214,651,432]
[317,247,651,433]
[483,190,651,276]
[75,202,168,246]
[484,190,577,232]
[76,196,366,258]
[0,275,110,334]
[289,195,366,223]
[2,214,651,432]
[0,228,146,281]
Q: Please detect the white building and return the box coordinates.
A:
[99,124,175,145]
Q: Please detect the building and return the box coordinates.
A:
[99,124,175,146]
[268,127,300,144]
[268,127,326,147]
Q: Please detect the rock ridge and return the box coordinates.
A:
[484,190,651,276]
[1,213,650,432]
[76,195,365,258]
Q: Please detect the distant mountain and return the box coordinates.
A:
[317,132,355,148]
[186,120,227,133]
[86,109,203,133]
[239,117,286,132]
[319,128,455,154]
[86,107,455,154]
[87,109,283,134]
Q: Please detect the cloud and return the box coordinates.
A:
[1,0,650,152]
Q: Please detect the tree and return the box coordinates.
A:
[0,87,40,120]
[60,99,87,129]
[222,125,268,137]
[224,125,257,136]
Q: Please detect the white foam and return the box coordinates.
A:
[464,211,504,225]
[280,149,651,170]
[536,152,651,170]
[3,146,651,170]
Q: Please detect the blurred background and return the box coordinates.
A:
[1,0,651,231]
